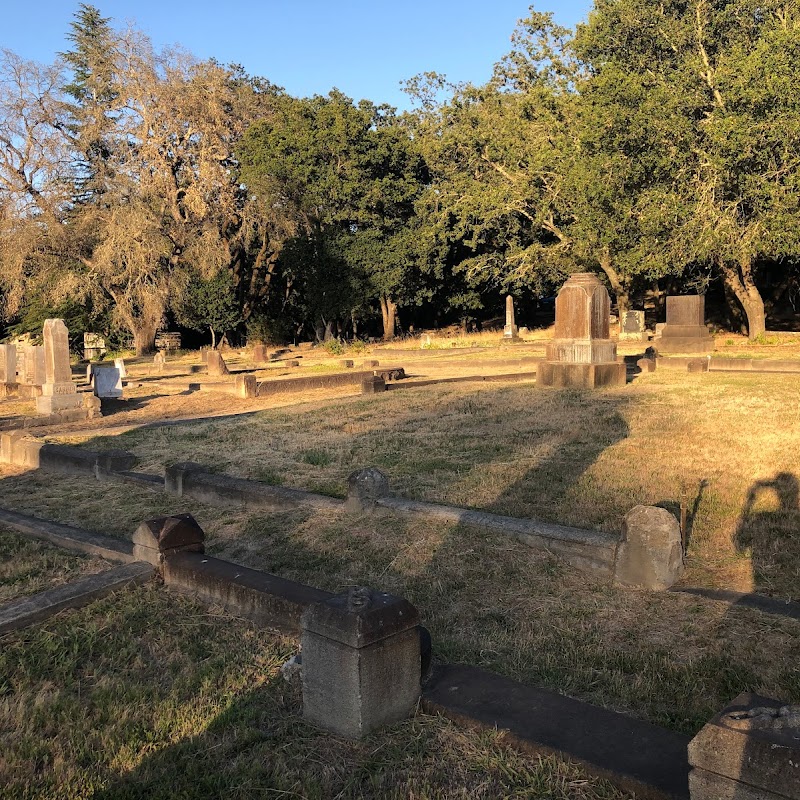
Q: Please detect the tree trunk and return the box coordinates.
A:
[210,327,217,349]
[133,322,159,357]
[380,295,397,341]
[719,256,766,340]
[598,247,630,317]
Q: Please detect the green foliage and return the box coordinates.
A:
[173,271,242,348]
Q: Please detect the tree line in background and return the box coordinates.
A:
[1,1,799,353]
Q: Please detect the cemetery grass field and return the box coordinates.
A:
[2,342,800,794]
[0,583,630,800]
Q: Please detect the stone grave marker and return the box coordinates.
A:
[153,352,166,374]
[619,310,647,342]
[657,295,714,354]
[252,344,267,363]
[537,273,627,388]
[114,358,127,379]
[36,319,83,415]
[206,350,230,376]
[93,366,123,398]
[503,294,519,339]
[0,344,16,384]
[83,332,106,361]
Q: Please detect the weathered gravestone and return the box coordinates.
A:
[83,332,106,361]
[657,295,714,354]
[0,344,16,384]
[537,273,627,388]
[689,693,800,799]
[619,310,647,342]
[93,367,123,399]
[153,352,166,374]
[503,295,519,340]
[252,344,267,363]
[206,350,230,377]
[113,358,127,379]
[36,319,83,415]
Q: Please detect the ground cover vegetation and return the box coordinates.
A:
[1,583,634,799]
[2,2,800,352]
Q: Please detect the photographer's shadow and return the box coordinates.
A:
[733,472,800,600]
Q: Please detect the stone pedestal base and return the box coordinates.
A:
[657,326,714,354]
[538,361,626,389]
[36,393,83,415]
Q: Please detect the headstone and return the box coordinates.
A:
[153,352,166,374]
[113,358,127,379]
[35,319,83,415]
[619,310,647,342]
[28,346,45,385]
[83,332,106,361]
[657,296,714,354]
[420,334,432,348]
[206,350,229,377]
[537,273,627,389]
[93,366,123,399]
[341,359,354,368]
[613,505,684,590]
[252,344,267,363]
[346,467,390,513]
[0,344,16,383]
[689,693,800,800]
[503,295,519,339]
[301,587,421,738]
[361,375,386,395]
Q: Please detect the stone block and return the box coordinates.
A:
[537,361,627,389]
[35,393,83,415]
[341,359,355,368]
[113,358,127,379]
[301,587,421,738]
[206,350,229,376]
[0,344,16,383]
[132,513,205,566]
[164,462,205,495]
[252,344,267,363]
[687,358,709,373]
[637,358,656,373]
[83,394,102,419]
[614,505,684,590]
[235,374,258,398]
[689,693,800,800]
[363,360,380,368]
[361,376,386,395]
[346,467,390,512]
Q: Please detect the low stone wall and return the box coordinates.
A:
[709,357,800,373]
[256,367,405,397]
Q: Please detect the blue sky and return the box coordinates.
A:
[1,1,591,109]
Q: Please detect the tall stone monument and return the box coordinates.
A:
[657,295,714,354]
[35,319,83,415]
[503,295,519,340]
[538,273,627,389]
[0,344,16,384]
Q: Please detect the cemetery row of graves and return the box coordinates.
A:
[1,279,800,798]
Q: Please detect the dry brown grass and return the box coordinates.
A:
[0,527,112,602]
[0,584,631,800]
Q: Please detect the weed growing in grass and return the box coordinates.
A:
[301,449,334,467]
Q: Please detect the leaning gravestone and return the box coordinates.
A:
[206,350,230,377]
[657,296,714,354]
[114,358,127,379]
[36,319,83,415]
[93,367,123,399]
[537,273,627,388]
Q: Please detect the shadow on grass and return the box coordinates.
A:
[734,471,800,599]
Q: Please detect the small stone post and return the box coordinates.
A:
[235,373,257,398]
[346,467,390,512]
[301,587,421,738]
[361,375,386,394]
[132,513,206,566]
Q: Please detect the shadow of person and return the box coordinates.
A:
[733,472,800,599]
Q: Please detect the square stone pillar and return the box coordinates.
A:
[0,344,16,384]
[301,587,421,738]
[538,273,626,388]
[503,295,519,340]
[657,296,714,354]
